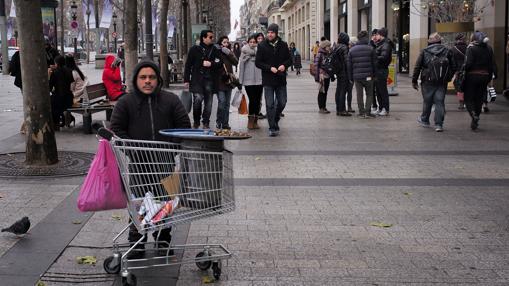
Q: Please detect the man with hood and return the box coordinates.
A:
[412,32,456,132]
[373,28,393,116]
[184,29,223,129]
[463,31,497,131]
[102,54,125,101]
[110,59,191,257]
[333,32,352,116]
[255,23,292,137]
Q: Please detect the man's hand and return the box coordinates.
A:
[271,67,278,74]
[278,65,286,72]
[412,82,419,91]
[203,60,212,67]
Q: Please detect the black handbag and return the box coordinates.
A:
[222,64,240,89]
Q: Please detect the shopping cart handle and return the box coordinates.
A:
[97,127,115,141]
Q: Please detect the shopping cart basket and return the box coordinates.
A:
[98,128,234,286]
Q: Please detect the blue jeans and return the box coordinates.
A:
[216,89,232,128]
[420,83,446,127]
[193,92,213,125]
[264,86,287,131]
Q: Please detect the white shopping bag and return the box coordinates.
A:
[231,88,242,108]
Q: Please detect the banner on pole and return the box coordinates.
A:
[168,16,177,38]
[100,0,113,28]
[9,0,15,17]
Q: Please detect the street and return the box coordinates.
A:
[1,63,509,285]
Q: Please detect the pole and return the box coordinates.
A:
[86,5,90,64]
[72,9,77,59]
[0,0,8,75]
[94,0,100,53]
[144,0,153,60]
[182,0,188,57]
[60,0,64,54]
[113,22,117,52]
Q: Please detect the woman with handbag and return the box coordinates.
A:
[239,34,263,129]
[314,40,332,114]
[463,31,497,131]
[215,36,239,129]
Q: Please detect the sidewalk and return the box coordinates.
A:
[0,64,509,285]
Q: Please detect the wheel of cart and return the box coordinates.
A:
[97,128,249,283]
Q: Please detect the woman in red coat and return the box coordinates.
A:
[102,54,125,101]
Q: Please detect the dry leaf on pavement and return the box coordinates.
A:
[370,222,393,228]
[112,214,122,220]
[76,256,97,265]
[202,276,215,283]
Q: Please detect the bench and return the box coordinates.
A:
[67,83,115,134]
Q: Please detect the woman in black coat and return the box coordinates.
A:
[452,33,467,110]
[463,31,497,131]
[49,55,74,130]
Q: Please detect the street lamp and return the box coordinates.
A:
[70,0,78,59]
[112,10,118,52]
[86,2,91,64]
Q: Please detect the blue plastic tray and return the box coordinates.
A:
[159,129,250,141]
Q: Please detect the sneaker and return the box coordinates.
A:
[364,113,376,119]
[371,107,378,113]
[378,109,388,116]
[347,108,355,113]
[202,123,210,129]
[471,116,479,130]
[319,109,330,114]
[192,122,200,129]
[417,117,430,127]
[435,126,443,132]
[268,130,277,137]
[339,111,352,117]
[372,109,380,115]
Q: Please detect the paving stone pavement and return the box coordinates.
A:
[1,62,509,285]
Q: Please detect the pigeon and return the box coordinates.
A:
[2,216,30,236]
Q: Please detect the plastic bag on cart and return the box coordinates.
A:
[77,139,127,212]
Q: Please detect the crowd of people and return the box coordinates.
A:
[9,25,500,136]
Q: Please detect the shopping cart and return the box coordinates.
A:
[98,128,234,286]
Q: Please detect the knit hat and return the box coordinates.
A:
[358,30,369,41]
[267,23,279,34]
[371,29,378,36]
[473,31,489,44]
[319,40,331,49]
[338,32,350,45]
[377,27,388,38]
[428,32,442,44]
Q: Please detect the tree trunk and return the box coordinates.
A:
[60,0,64,55]
[14,0,58,165]
[159,0,169,87]
[125,0,138,92]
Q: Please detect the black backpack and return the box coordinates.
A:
[321,53,336,78]
[424,49,452,84]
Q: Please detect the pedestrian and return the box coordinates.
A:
[289,42,296,71]
[333,32,352,116]
[9,50,25,134]
[314,40,332,114]
[65,55,88,106]
[255,23,292,137]
[117,43,126,83]
[233,42,241,72]
[369,29,379,112]
[412,32,456,132]
[102,54,126,101]
[238,34,263,129]
[312,41,320,59]
[48,55,74,131]
[110,59,191,259]
[293,48,302,75]
[184,30,222,129]
[463,31,497,131]
[216,36,239,130]
[373,28,393,116]
[256,33,267,120]
[452,33,467,110]
[45,38,59,68]
[347,30,377,119]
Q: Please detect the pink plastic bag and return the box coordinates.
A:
[77,139,127,212]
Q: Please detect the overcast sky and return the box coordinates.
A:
[229,0,243,40]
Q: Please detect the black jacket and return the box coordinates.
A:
[49,66,74,109]
[111,60,191,141]
[374,38,393,69]
[9,51,22,89]
[184,43,223,94]
[347,38,377,81]
[332,43,349,81]
[216,47,239,91]
[412,43,456,84]
[464,42,497,79]
[452,41,467,68]
[255,37,292,87]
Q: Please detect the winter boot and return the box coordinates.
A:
[247,115,255,129]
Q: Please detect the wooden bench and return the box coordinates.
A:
[67,83,115,134]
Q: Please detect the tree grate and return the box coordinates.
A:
[0,151,94,178]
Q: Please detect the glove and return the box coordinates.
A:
[221,47,231,55]
[412,82,419,90]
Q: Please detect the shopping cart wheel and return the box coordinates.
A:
[103,256,120,274]
[195,251,212,270]
[212,261,221,280]
[122,273,137,286]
